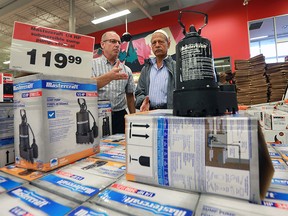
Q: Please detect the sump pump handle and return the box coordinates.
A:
[178,10,208,36]
[78,98,87,111]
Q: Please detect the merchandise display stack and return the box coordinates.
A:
[0,122,288,215]
[234,54,268,105]
[245,101,288,208]
[266,62,288,102]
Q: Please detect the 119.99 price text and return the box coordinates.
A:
[27,49,82,69]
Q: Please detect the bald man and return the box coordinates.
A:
[92,31,135,134]
[135,29,176,111]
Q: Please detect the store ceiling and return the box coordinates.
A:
[0,0,212,69]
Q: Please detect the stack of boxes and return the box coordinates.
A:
[245,101,288,208]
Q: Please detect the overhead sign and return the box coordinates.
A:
[10,22,95,78]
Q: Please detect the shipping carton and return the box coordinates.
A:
[31,166,115,203]
[125,111,274,204]
[264,110,288,130]
[0,184,78,215]
[90,179,200,216]
[195,194,288,216]
[13,74,100,171]
[67,202,128,216]
[0,171,27,193]
[0,165,44,181]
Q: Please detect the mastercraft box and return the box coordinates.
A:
[98,100,112,138]
[262,129,288,144]
[13,74,100,171]
[67,202,128,216]
[0,184,78,215]
[31,166,115,203]
[0,164,44,181]
[0,171,27,194]
[0,145,14,167]
[264,110,288,130]
[125,111,274,204]
[271,144,288,161]
[69,157,125,179]
[90,179,200,216]
[195,194,288,216]
[0,103,14,151]
[246,104,275,127]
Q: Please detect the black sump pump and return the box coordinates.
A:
[76,98,98,144]
[19,109,38,163]
[173,10,238,117]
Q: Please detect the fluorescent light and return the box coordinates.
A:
[91,9,131,25]
[3,60,10,64]
[250,35,268,41]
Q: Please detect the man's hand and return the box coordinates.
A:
[140,96,150,112]
[110,60,128,80]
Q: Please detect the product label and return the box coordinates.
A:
[271,178,288,186]
[67,206,108,216]
[266,190,288,201]
[98,189,193,216]
[96,152,126,163]
[7,186,72,215]
[200,205,235,216]
[40,174,99,196]
[0,176,22,191]
[180,42,214,81]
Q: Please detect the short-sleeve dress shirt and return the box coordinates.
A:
[92,55,135,111]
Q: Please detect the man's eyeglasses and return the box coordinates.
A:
[103,39,121,45]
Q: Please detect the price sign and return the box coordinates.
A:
[9,22,95,78]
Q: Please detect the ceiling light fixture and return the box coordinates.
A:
[91,9,131,25]
[250,35,268,41]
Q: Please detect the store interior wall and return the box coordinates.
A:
[88,0,288,71]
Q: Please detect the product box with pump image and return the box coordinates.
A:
[125,111,274,204]
[13,73,100,171]
[98,100,112,138]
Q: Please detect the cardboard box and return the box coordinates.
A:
[125,111,274,204]
[13,74,100,171]
[91,144,126,163]
[271,158,288,172]
[0,73,13,102]
[100,133,126,145]
[246,105,275,127]
[0,171,27,194]
[0,103,14,149]
[195,194,288,216]
[263,188,288,210]
[0,184,78,215]
[264,110,288,130]
[31,166,115,203]
[67,202,128,216]
[90,179,200,216]
[0,165,44,181]
[271,144,288,161]
[69,157,125,179]
[262,129,287,144]
[266,144,282,159]
[0,145,14,167]
[98,100,112,138]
